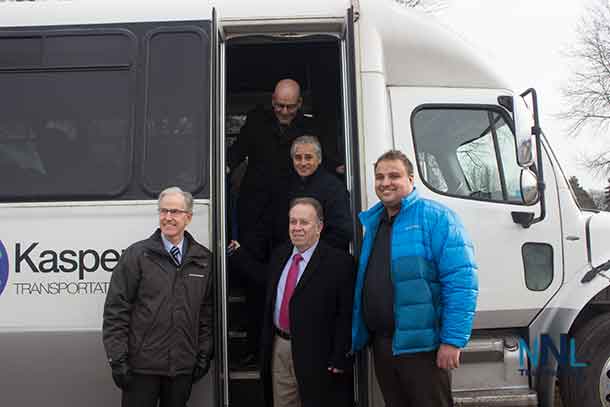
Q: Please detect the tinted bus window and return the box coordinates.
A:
[142,29,210,196]
[45,33,133,67]
[0,71,132,200]
[0,36,42,68]
[0,33,134,201]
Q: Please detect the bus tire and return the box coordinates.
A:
[560,313,610,407]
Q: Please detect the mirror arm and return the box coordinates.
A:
[527,131,546,227]
[521,88,541,123]
[532,125,542,137]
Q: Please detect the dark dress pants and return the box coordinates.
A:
[122,374,193,407]
[237,187,271,357]
[372,336,453,407]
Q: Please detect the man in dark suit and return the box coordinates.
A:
[261,197,354,407]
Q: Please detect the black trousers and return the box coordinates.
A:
[236,190,270,358]
[372,336,453,407]
[122,374,193,407]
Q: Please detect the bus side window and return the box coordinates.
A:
[0,25,213,202]
[142,30,210,197]
[0,33,133,201]
[412,107,526,204]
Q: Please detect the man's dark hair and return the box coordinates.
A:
[289,197,324,223]
[374,150,414,177]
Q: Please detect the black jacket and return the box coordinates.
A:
[260,241,355,407]
[230,108,317,255]
[229,108,317,196]
[268,167,353,251]
[102,229,213,376]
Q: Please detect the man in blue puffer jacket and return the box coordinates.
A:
[352,150,478,407]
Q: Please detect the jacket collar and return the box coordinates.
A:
[144,229,208,262]
[359,187,420,229]
[271,240,323,295]
[291,165,324,186]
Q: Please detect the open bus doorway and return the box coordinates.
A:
[223,34,353,406]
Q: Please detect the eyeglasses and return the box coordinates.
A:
[272,101,299,111]
[158,208,190,216]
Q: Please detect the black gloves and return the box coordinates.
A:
[110,358,132,390]
[192,355,211,383]
[109,354,210,388]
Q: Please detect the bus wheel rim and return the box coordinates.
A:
[600,354,610,406]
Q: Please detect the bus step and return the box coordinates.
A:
[229,295,246,304]
[453,388,538,406]
[453,335,528,392]
[229,370,261,380]
[229,330,247,339]
[460,337,505,363]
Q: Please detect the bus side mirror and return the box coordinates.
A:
[511,169,539,228]
[512,89,546,227]
[520,168,539,205]
[513,96,535,168]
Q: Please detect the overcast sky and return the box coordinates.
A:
[435,0,608,190]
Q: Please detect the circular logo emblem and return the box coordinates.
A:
[0,240,8,296]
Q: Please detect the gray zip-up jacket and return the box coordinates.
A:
[103,229,213,376]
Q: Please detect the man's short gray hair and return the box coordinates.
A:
[290,135,322,162]
[158,186,194,213]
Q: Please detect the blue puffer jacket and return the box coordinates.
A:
[352,188,478,355]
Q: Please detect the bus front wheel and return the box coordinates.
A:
[560,313,610,407]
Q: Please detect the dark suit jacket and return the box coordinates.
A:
[229,108,317,188]
[266,166,353,252]
[260,241,355,407]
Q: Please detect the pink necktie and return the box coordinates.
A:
[278,253,303,332]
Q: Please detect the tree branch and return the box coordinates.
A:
[561,0,610,145]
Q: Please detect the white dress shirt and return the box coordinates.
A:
[273,240,319,328]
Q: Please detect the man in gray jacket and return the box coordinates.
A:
[103,186,213,407]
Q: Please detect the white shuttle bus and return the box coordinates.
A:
[1,1,610,406]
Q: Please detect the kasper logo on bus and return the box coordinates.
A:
[14,242,123,280]
[0,240,9,296]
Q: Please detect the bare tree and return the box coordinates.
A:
[562,1,610,135]
[582,150,610,174]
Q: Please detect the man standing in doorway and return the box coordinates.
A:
[351,150,478,407]
[260,197,354,407]
[103,186,213,407]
